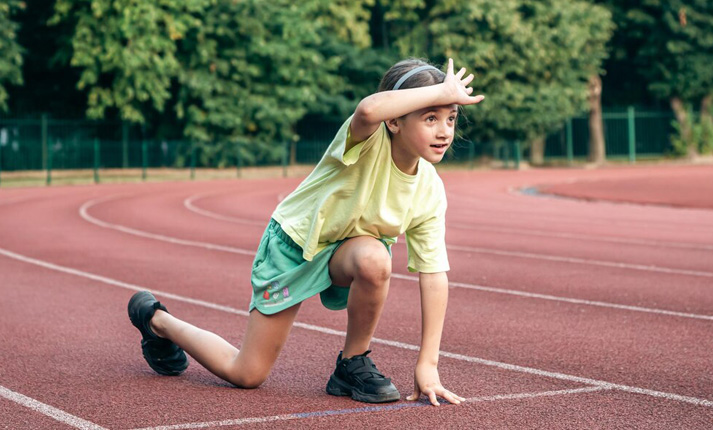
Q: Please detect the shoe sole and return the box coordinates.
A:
[326,375,400,403]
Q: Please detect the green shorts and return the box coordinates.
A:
[250,219,391,315]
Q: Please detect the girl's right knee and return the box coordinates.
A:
[226,365,270,389]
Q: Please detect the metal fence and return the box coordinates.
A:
[0,107,676,186]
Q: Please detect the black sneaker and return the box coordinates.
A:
[127,291,188,376]
[326,350,400,403]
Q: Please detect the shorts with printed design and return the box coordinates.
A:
[250,219,391,315]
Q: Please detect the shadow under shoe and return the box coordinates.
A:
[326,350,400,403]
[128,291,188,376]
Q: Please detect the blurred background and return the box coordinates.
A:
[0,0,711,185]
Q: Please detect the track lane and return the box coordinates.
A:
[2,185,708,404]
[74,187,713,315]
[2,164,705,422]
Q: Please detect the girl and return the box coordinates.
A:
[128,58,484,406]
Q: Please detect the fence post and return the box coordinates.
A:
[514,141,521,170]
[122,122,129,168]
[190,142,196,180]
[142,139,148,181]
[41,114,48,170]
[93,138,100,184]
[282,141,288,178]
[468,141,475,169]
[0,139,3,187]
[503,141,510,169]
[46,136,53,186]
[566,118,574,165]
[627,106,636,164]
[236,141,242,178]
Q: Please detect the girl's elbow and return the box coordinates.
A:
[355,97,378,124]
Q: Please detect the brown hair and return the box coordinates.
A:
[377,58,446,93]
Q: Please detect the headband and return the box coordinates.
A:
[392,65,440,90]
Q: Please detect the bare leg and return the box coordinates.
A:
[150,303,301,388]
[329,236,391,358]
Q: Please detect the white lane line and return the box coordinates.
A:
[79,196,255,257]
[128,386,608,430]
[0,385,107,430]
[184,191,713,256]
[391,273,713,321]
[449,222,713,252]
[184,194,264,226]
[79,196,713,322]
[447,244,713,279]
[0,246,711,409]
[451,190,713,230]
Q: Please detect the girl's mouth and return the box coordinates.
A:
[430,144,448,148]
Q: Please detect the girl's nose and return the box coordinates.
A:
[437,121,454,139]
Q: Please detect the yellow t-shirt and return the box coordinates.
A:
[272,115,449,273]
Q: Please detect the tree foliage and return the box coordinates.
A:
[175,0,349,165]
[0,0,24,112]
[391,0,613,143]
[50,0,208,123]
[602,0,713,155]
[635,0,713,102]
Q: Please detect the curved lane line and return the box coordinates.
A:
[449,222,713,252]
[447,244,713,279]
[449,191,713,231]
[186,192,713,255]
[128,386,608,430]
[391,273,713,321]
[80,196,255,257]
[81,195,713,321]
[0,246,710,409]
[0,385,107,430]
[184,193,264,226]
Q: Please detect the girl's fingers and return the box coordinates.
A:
[447,58,454,76]
[441,390,461,405]
[407,379,420,401]
[462,73,475,86]
[455,67,466,79]
[427,390,440,406]
[466,87,474,95]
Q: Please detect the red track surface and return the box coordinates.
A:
[1,164,712,429]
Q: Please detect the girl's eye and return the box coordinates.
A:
[426,116,437,122]
[449,116,457,122]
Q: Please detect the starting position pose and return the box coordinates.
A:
[128,58,484,406]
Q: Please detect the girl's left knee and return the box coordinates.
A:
[352,243,391,285]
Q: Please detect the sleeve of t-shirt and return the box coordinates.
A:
[405,192,450,273]
[327,114,386,166]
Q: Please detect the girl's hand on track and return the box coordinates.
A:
[442,58,484,106]
[407,362,466,406]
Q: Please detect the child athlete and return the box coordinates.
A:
[128,58,484,406]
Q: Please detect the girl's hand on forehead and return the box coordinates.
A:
[443,58,484,106]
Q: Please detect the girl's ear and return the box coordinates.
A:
[385,118,400,135]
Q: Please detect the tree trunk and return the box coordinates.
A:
[529,136,545,165]
[670,96,697,159]
[701,94,713,126]
[587,74,606,164]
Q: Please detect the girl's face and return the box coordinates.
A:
[387,104,458,166]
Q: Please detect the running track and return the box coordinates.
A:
[1,164,712,429]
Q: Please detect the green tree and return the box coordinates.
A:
[390,0,612,164]
[175,0,357,166]
[635,1,713,157]
[0,0,24,112]
[51,0,208,123]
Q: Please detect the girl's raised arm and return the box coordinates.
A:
[350,59,484,143]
